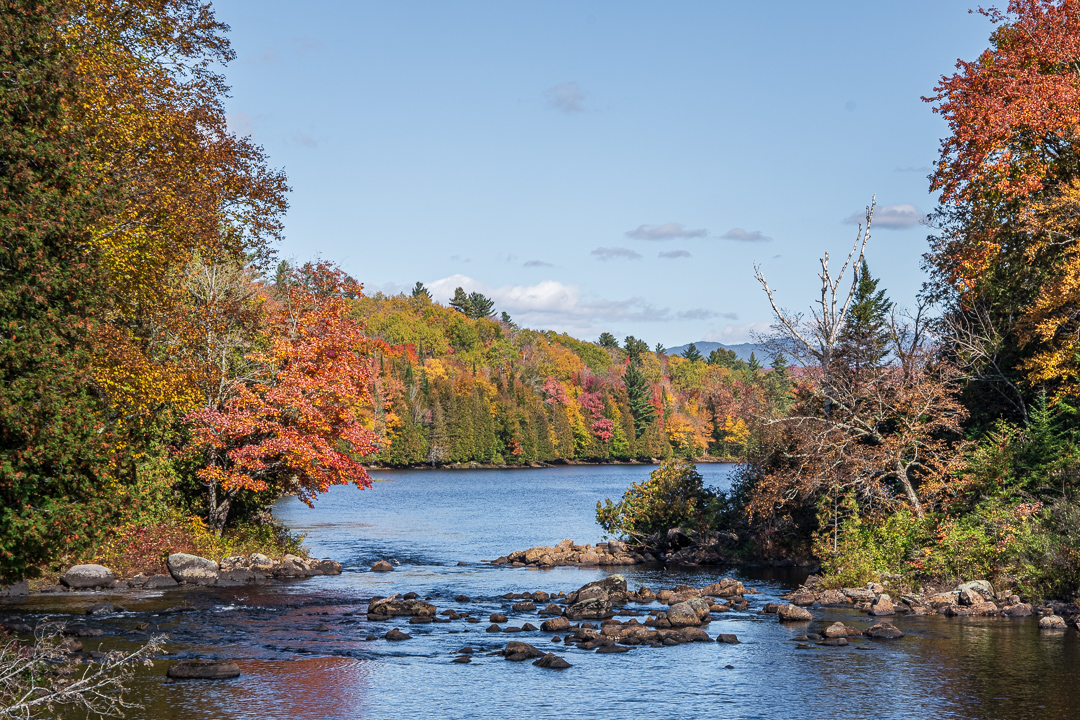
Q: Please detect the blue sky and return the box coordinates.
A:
[213,0,995,347]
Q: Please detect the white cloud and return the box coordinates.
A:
[545,82,585,113]
[591,247,642,261]
[846,203,921,229]
[720,227,772,243]
[426,275,693,336]
[659,250,692,259]
[676,308,732,321]
[626,222,707,241]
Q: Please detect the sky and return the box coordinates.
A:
[212,0,997,347]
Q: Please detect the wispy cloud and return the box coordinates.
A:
[545,82,585,114]
[720,227,772,243]
[659,250,691,259]
[524,259,554,268]
[846,203,922,230]
[703,322,773,344]
[676,308,736,321]
[449,255,471,263]
[426,275,726,337]
[626,222,707,241]
[591,247,642,261]
[289,131,319,148]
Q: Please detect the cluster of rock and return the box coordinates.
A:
[779,577,1041,621]
[39,552,342,593]
[491,531,745,568]
[365,574,749,658]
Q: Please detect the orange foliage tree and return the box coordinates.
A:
[186,264,381,531]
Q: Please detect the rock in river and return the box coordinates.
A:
[533,653,572,669]
[666,598,711,627]
[866,622,904,639]
[565,598,614,620]
[502,641,544,661]
[371,561,394,573]
[868,594,895,616]
[167,661,241,680]
[368,595,437,619]
[777,604,813,622]
[541,617,571,633]
[385,629,412,641]
[1040,615,1068,630]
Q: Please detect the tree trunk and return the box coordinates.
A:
[207,481,235,534]
[896,461,924,519]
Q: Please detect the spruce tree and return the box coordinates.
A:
[0,2,127,581]
[835,259,893,376]
[623,337,656,437]
[682,343,702,362]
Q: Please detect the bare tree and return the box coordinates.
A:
[1,622,166,719]
[751,197,968,522]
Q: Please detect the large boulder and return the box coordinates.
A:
[955,580,995,600]
[868,594,895,616]
[367,594,437,618]
[60,564,115,589]
[1003,603,1033,617]
[166,554,219,585]
[564,598,614,620]
[777,604,813,622]
[666,598,711,627]
[566,575,628,605]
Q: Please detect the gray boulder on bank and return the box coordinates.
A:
[61,564,115,589]
[1039,615,1068,630]
[167,554,220,585]
[0,581,29,597]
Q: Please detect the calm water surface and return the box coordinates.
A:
[4,465,1079,720]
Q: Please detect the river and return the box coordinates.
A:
[3,465,1079,719]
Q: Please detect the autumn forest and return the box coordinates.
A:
[6,0,1080,603]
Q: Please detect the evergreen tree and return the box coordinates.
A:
[411,281,431,299]
[747,352,762,373]
[0,3,128,581]
[623,338,657,438]
[707,347,738,367]
[655,343,666,355]
[597,332,619,349]
[764,352,794,414]
[467,291,495,319]
[682,343,702,362]
[835,259,893,376]
[449,286,470,314]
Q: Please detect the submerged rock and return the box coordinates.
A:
[865,622,904,639]
[166,661,241,680]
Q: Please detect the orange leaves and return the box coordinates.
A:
[927,1,1080,205]
[187,263,381,521]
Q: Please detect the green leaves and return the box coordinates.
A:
[595,460,718,541]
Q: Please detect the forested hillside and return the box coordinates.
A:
[352,288,794,466]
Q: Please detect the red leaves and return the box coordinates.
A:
[187,263,381,508]
[928,0,1080,205]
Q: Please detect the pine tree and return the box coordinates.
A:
[597,332,619,349]
[449,287,470,314]
[682,343,702,362]
[835,259,893,376]
[623,338,657,438]
[411,281,431,299]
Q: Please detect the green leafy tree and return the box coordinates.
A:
[764,352,794,414]
[0,1,130,582]
[682,343,702,362]
[596,460,718,542]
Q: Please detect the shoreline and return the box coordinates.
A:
[366,457,739,472]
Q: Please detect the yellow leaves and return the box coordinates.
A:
[722,416,751,448]
[424,358,450,381]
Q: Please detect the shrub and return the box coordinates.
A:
[595,459,719,542]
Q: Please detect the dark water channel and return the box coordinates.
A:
[3,465,1080,719]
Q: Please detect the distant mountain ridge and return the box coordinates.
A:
[664,341,776,365]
